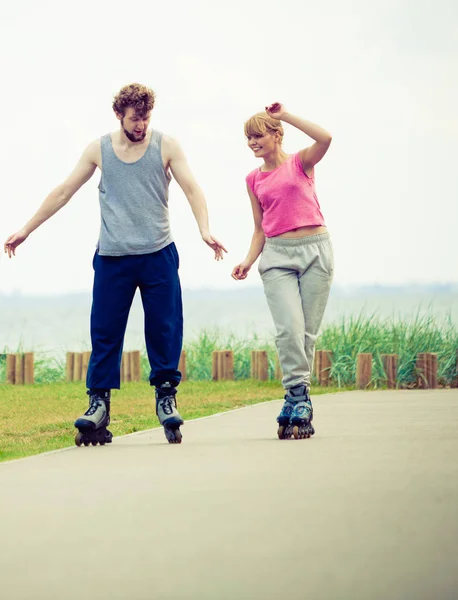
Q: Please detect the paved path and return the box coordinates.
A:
[1,390,457,600]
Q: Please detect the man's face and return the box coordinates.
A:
[118,107,151,142]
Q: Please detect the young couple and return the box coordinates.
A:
[4,83,333,445]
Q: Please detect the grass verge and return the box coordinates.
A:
[0,380,348,463]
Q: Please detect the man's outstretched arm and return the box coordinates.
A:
[4,141,99,257]
[164,135,227,260]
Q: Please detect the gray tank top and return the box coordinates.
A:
[97,130,173,256]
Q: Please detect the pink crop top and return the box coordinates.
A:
[245,152,326,237]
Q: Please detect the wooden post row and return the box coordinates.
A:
[65,351,142,383]
[3,349,442,389]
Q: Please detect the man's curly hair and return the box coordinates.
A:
[112,83,156,117]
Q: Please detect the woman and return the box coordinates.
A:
[232,103,333,440]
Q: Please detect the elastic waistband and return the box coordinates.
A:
[264,231,330,247]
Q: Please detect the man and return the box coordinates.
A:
[4,83,227,445]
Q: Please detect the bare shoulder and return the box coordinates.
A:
[161,133,177,147]
[83,138,102,169]
[161,134,184,159]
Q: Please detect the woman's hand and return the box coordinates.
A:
[265,102,287,120]
[231,260,252,280]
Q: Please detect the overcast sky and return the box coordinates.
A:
[0,0,456,295]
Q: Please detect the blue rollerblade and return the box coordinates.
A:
[289,384,315,440]
[277,395,295,440]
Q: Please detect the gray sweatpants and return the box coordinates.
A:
[258,232,334,390]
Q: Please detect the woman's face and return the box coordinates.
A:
[246,131,278,158]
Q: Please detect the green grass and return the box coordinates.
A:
[2,314,456,387]
[0,380,348,463]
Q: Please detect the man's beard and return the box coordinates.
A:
[121,119,146,142]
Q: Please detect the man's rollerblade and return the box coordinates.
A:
[74,390,113,447]
[289,384,315,440]
[156,382,184,444]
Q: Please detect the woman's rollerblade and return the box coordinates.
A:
[74,390,113,447]
[277,396,295,439]
[289,384,315,439]
[156,382,184,444]
[278,384,315,440]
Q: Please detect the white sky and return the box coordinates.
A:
[0,0,457,294]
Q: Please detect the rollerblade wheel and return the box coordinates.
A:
[75,431,84,447]
[277,424,292,440]
[293,425,312,440]
[164,427,182,444]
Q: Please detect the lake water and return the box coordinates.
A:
[1,285,457,356]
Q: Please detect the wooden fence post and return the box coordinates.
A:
[430,353,438,389]
[73,352,83,382]
[257,351,269,381]
[212,351,219,381]
[314,350,322,382]
[178,350,186,381]
[130,350,141,382]
[212,350,234,380]
[417,352,438,389]
[15,354,24,385]
[356,353,372,389]
[250,350,268,381]
[319,350,333,386]
[81,351,91,382]
[381,354,398,389]
[6,354,16,384]
[24,352,34,385]
[218,350,234,380]
[122,352,132,382]
[66,352,75,382]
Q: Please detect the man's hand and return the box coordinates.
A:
[231,260,252,280]
[201,232,227,261]
[4,229,29,258]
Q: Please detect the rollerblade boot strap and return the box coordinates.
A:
[156,382,177,398]
[287,385,310,402]
[88,389,111,400]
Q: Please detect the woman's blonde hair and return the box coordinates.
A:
[244,112,284,141]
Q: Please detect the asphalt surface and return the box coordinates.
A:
[1,389,457,600]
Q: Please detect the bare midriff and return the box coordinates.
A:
[275,225,328,239]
